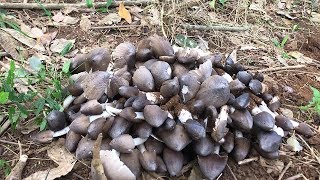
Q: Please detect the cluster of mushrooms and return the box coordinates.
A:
[33,35,315,180]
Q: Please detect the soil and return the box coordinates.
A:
[1,1,320,180]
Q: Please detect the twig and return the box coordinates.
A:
[238,157,259,165]
[285,173,308,180]
[297,134,320,164]
[0,120,11,136]
[5,141,28,180]
[278,161,292,180]
[181,24,251,32]
[0,1,154,9]
[90,24,144,30]
[257,65,306,73]
[226,164,238,180]
[0,139,28,147]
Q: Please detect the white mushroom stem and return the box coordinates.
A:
[137,143,146,153]
[53,126,70,137]
[251,105,262,116]
[178,109,193,124]
[259,102,276,118]
[212,144,221,155]
[216,105,229,125]
[145,92,163,104]
[167,111,174,119]
[234,130,243,138]
[272,125,284,137]
[103,104,122,115]
[89,111,113,122]
[63,95,76,109]
[150,134,164,143]
[221,73,233,83]
[135,112,145,120]
[133,137,148,146]
[181,85,190,102]
[212,105,229,141]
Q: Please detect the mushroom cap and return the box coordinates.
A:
[156,156,167,173]
[195,75,230,108]
[108,116,132,139]
[268,96,281,112]
[73,93,87,105]
[176,48,198,64]
[163,147,184,176]
[275,115,294,131]
[132,66,155,92]
[110,134,135,153]
[232,136,250,162]
[148,61,172,89]
[257,131,282,152]
[236,71,253,85]
[139,150,157,172]
[143,105,168,127]
[87,118,107,140]
[124,96,137,108]
[149,35,174,58]
[106,76,129,98]
[76,136,95,159]
[81,71,110,100]
[253,144,279,159]
[161,117,176,131]
[221,132,234,153]
[192,60,213,83]
[229,109,253,132]
[184,119,206,140]
[118,86,139,98]
[160,77,180,98]
[67,82,83,96]
[30,130,54,143]
[46,110,66,131]
[145,138,164,155]
[113,42,136,70]
[80,100,103,115]
[254,72,264,82]
[197,154,228,180]
[70,54,87,73]
[100,150,136,180]
[65,130,82,152]
[253,111,275,131]
[132,95,151,111]
[295,122,314,137]
[249,79,263,95]
[120,149,142,177]
[120,107,142,123]
[86,47,111,72]
[132,121,153,138]
[70,115,90,135]
[229,79,246,96]
[193,137,214,156]
[179,73,200,103]
[262,93,273,103]
[136,38,154,62]
[156,124,191,151]
[233,93,250,109]
[172,63,189,77]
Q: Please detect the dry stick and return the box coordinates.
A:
[0,139,28,147]
[278,161,292,180]
[285,174,308,180]
[0,120,11,136]
[5,141,28,180]
[0,51,9,57]
[0,1,154,9]
[297,134,320,164]
[90,24,144,30]
[226,164,238,180]
[181,24,251,32]
[257,65,306,73]
[238,157,259,165]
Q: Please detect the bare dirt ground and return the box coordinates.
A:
[0,0,320,179]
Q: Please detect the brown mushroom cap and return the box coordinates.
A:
[172,63,189,77]
[76,136,95,159]
[136,38,154,62]
[70,54,87,73]
[232,135,250,162]
[73,93,87,105]
[67,82,83,96]
[198,154,228,180]
[163,147,184,176]
[295,122,314,137]
[149,35,174,58]
[70,115,90,135]
[46,110,66,131]
[229,79,246,96]
[253,111,275,131]
[156,124,191,151]
[113,42,136,70]
[193,137,214,156]
[81,71,110,100]
[120,149,142,177]
[87,118,106,140]
[119,107,143,123]
[275,115,294,131]
[144,105,168,127]
[132,66,155,92]
[80,100,103,115]
[176,48,198,64]
[110,134,135,153]
[65,130,82,152]
[86,48,111,72]
[108,116,132,139]
[221,132,234,153]
[229,109,253,132]
[30,130,54,143]
[118,86,139,98]
[106,76,129,98]
[195,75,230,108]
[132,121,153,138]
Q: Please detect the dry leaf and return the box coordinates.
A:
[141,8,160,26]
[91,134,107,180]
[287,134,303,152]
[63,6,79,15]
[118,2,132,24]
[24,139,76,180]
[1,28,45,52]
[310,12,320,23]
[276,54,288,66]
[0,29,21,60]
[80,15,91,31]
[63,16,79,25]
[129,6,143,14]
[279,108,294,119]
[52,11,65,22]
[40,31,57,46]
[98,13,121,25]
[50,38,75,53]
[288,51,313,64]
[30,27,44,38]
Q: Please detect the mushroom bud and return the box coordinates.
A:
[253,111,275,131]
[138,144,158,172]
[221,132,234,153]
[65,130,82,152]
[113,42,136,70]
[69,115,90,135]
[184,119,206,140]
[80,100,103,115]
[118,86,139,98]
[193,137,214,156]
[120,149,142,177]
[160,77,180,98]
[108,116,132,139]
[257,131,282,153]
[179,73,200,103]
[275,115,294,131]
[70,54,87,73]
[145,138,164,155]
[231,131,250,162]
[236,71,253,85]
[46,110,67,131]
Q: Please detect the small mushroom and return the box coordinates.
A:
[172,63,189,77]
[221,132,234,153]
[108,116,132,139]
[193,137,214,156]
[86,48,111,72]
[80,100,103,115]
[294,122,314,137]
[120,149,142,177]
[113,42,136,70]
[136,38,154,62]
[253,111,275,131]
[231,131,250,162]
[46,110,67,131]
[138,144,158,172]
[179,73,200,103]
[148,61,172,89]
[184,119,206,140]
[132,95,151,111]
[30,130,54,143]
[76,136,95,159]
[70,54,87,73]
[81,71,110,100]
[257,131,282,152]
[249,79,263,95]
[132,66,155,92]
[253,144,279,159]
[161,117,176,131]
[67,82,83,96]
[87,118,107,140]
[163,147,184,176]
[149,35,175,60]
[233,93,250,109]
[156,156,167,173]
[268,96,281,112]
[197,154,228,180]
[120,107,144,123]
[275,115,294,131]
[65,130,82,152]
[132,121,153,138]
[110,134,137,153]
[143,105,168,127]
[73,93,87,105]
[229,79,246,96]
[236,71,253,85]
[70,115,90,135]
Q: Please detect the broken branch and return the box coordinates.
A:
[181,24,251,32]
[257,65,306,73]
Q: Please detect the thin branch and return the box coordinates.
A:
[278,161,292,180]
[257,65,306,73]
[0,120,10,136]
[181,24,251,32]
[0,139,29,147]
[0,1,155,9]
[5,141,28,180]
[90,24,144,30]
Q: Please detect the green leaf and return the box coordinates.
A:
[86,0,93,8]
[35,0,52,17]
[29,56,42,72]
[280,34,289,48]
[62,60,71,74]
[60,41,73,56]
[15,68,28,78]
[218,0,227,6]
[5,60,15,90]
[39,119,47,131]
[209,0,216,9]
[272,39,280,48]
[0,92,9,104]
[310,86,320,98]
[175,35,198,48]
[0,159,11,176]
[34,98,45,115]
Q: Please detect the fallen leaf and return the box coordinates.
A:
[62,6,79,15]
[52,11,65,22]
[249,0,266,13]
[259,158,284,175]
[40,31,57,46]
[279,108,294,119]
[63,16,79,25]
[310,12,320,23]
[0,29,21,60]
[288,51,313,64]
[287,134,303,152]
[28,56,42,72]
[14,79,29,93]
[30,27,44,38]
[141,8,160,26]
[129,6,143,14]
[118,2,132,24]
[80,15,91,31]
[1,28,45,52]
[276,54,289,66]
[98,13,121,25]
[50,38,75,53]
[24,139,76,180]
[91,134,107,180]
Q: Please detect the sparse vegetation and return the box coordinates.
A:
[300,86,320,115]
[0,159,11,176]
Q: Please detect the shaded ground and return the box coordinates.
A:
[1,0,320,179]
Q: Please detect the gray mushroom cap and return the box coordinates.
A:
[233,93,250,109]
[65,130,82,152]
[148,61,172,89]
[30,130,54,143]
[163,147,184,176]
[81,71,110,100]
[132,121,153,138]
[108,116,132,139]
[67,82,83,96]
[184,119,206,140]
[120,107,143,123]
[221,132,234,153]
[86,47,111,72]
[275,115,294,131]
[160,77,180,98]
[149,35,174,58]
[132,66,155,92]
[46,110,66,131]
[249,79,263,95]
[253,111,275,131]
[156,156,167,173]
[229,109,253,132]
[197,154,228,180]
[229,79,246,95]
[236,71,253,85]
[193,137,214,156]
[136,38,154,62]
[76,136,95,159]
[257,131,282,152]
[118,86,139,98]
[110,134,135,153]
[69,114,90,135]
[132,95,151,111]
[156,124,191,151]
[172,63,189,77]
[113,42,136,70]
[254,143,279,159]
[139,150,157,172]
[87,117,107,140]
[232,134,250,162]
[120,149,142,177]
[179,73,200,103]
[143,105,168,127]
[80,100,103,115]
[161,117,176,131]
[295,122,314,137]
[195,75,230,108]
[145,138,164,155]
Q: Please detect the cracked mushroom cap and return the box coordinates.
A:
[143,105,168,127]
[70,114,90,135]
[257,131,282,152]
[120,149,142,177]
[81,71,110,100]
[110,134,135,153]
[163,147,184,176]
[65,130,82,152]
[156,124,191,151]
[86,47,111,72]
[80,100,103,115]
[184,119,206,140]
[195,75,230,108]
[253,111,275,131]
[179,73,201,103]
[229,109,253,132]
[193,137,214,156]
[197,154,228,180]
[46,110,67,131]
[132,66,155,92]
[113,42,136,70]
